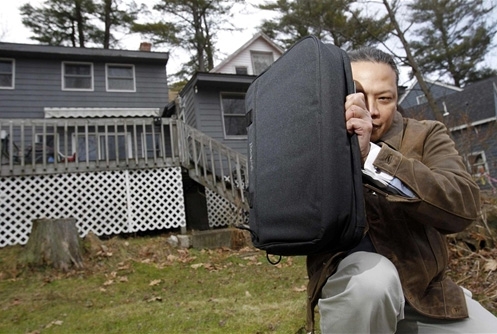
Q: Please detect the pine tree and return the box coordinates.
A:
[258,0,393,50]
[408,0,496,87]
[132,0,241,78]
[93,0,141,49]
[20,0,98,47]
[20,0,140,49]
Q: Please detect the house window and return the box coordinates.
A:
[35,134,56,147]
[0,58,14,89]
[466,151,488,176]
[106,64,135,92]
[221,92,247,138]
[251,51,273,75]
[62,62,93,90]
[75,133,131,161]
[142,133,162,158]
[416,94,427,105]
[34,134,57,162]
[235,66,248,75]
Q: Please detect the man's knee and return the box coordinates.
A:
[319,252,405,333]
[321,252,402,301]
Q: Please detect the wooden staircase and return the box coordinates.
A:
[175,121,249,212]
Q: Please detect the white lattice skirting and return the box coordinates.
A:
[206,189,248,228]
[0,167,186,247]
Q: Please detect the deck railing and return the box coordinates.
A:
[176,121,249,211]
[0,117,180,176]
[0,117,249,210]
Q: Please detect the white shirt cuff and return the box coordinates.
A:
[362,143,416,198]
[364,143,393,183]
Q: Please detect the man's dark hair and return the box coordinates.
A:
[348,47,399,85]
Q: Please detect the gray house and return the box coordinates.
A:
[0,42,169,118]
[0,41,250,248]
[401,76,497,194]
[0,42,170,162]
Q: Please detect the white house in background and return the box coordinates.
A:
[171,32,285,156]
[210,32,284,75]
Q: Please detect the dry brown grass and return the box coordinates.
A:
[447,196,497,315]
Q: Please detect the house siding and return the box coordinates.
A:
[195,87,224,140]
[215,39,281,75]
[400,82,460,110]
[0,57,168,119]
[182,87,197,128]
[193,86,247,156]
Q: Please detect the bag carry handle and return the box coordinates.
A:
[266,253,282,265]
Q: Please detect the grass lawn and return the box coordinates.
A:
[0,222,496,334]
[0,233,310,334]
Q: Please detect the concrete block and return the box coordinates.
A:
[191,229,232,250]
[190,228,251,250]
[177,234,191,248]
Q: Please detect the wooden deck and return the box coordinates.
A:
[0,117,180,176]
[0,117,249,210]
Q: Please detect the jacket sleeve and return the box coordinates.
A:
[373,120,481,233]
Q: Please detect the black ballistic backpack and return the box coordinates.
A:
[244,35,366,257]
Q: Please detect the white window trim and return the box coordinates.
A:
[105,63,136,92]
[0,58,15,90]
[35,133,57,145]
[416,94,427,105]
[466,150,489,177]
[62,61,94,91]
[220,91,247,140]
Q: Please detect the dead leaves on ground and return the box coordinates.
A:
[25,319,64,334]
[94,243,307,300]
[484,259,497,272]
[448,225,497,313]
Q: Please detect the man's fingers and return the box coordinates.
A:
[346,117,373,135]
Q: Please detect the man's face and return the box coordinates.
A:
[351,61,398,142]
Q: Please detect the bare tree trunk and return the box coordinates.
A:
[24,218,84,271]
[382,0,444,122]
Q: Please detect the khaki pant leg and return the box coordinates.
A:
[396,287,497,334]
[318,251,405,334]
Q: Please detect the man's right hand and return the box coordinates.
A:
[345,93,373,164]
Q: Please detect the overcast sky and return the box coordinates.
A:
[1,0,496,86]
[0,0,275,75]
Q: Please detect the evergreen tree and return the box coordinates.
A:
[408,0,496,87]
[20,0,98,47]
[132,0,242,78]
[258,0,393,50]
[20,0,140,49]
[93,0,141,49]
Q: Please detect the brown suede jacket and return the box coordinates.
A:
[306,112,481,332]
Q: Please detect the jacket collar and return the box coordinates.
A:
[377,111,404,150]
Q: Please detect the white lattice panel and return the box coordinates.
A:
[0,167,185,247]
[128,168,185,232]
[206,189,247,228]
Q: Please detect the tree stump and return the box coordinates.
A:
[24,218,84,271]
